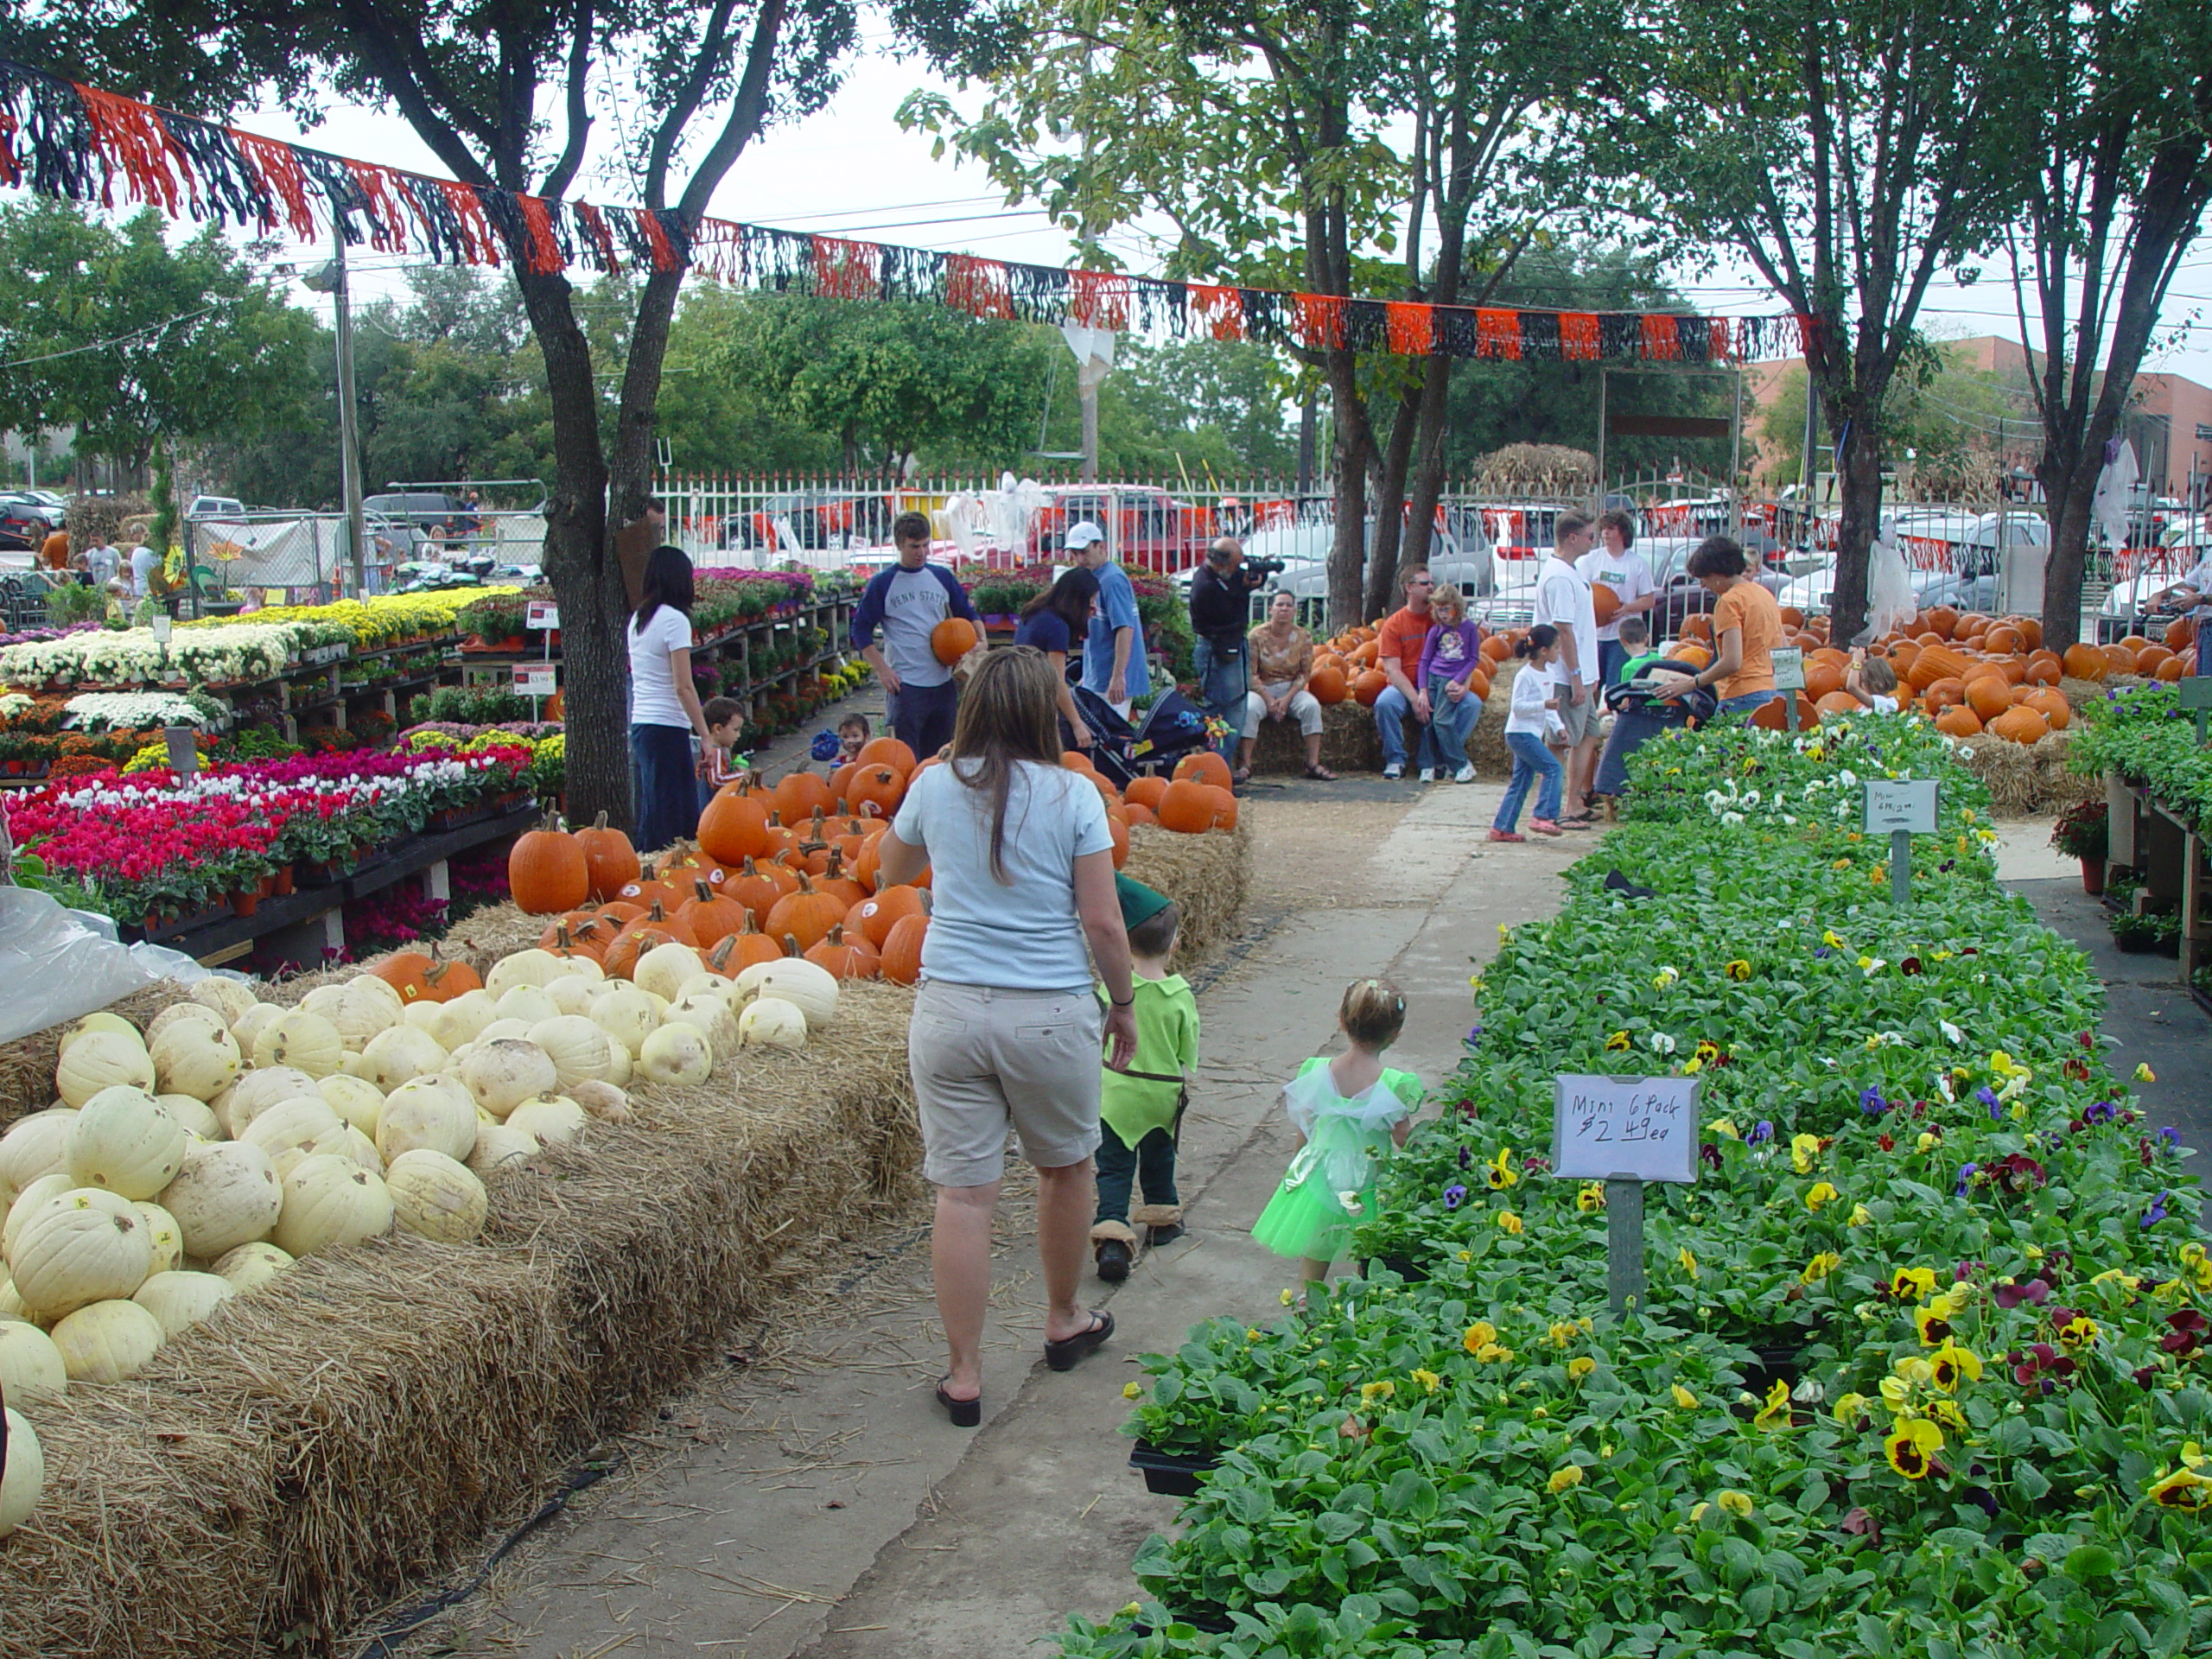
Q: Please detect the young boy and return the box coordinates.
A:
[835,713,870,766]
[700,696,749,803]
[1591,615,1662,817]
[1092,874,1199,1283]
[1613,614,1660,686]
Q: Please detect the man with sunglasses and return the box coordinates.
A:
[1372,565,1437,780]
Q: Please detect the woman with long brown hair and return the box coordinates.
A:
[875,646,1137,1426]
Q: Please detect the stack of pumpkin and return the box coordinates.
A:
[503,739,1239,983]
[1304,626,1496,711]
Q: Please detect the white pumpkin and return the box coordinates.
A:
[341,1125,384,1174]
[493,983,562,1030]
[317,1073,387,1137]
[675,971,737,1007]
[485,949,568,997]
[3,1173,74,1258]
[50,1297,164,1382]
[132,1269,236,1337]
[251,1008,346,1078]
[147,1001,228,1045]
[0,1406,41,1537]
[737,996,810,1051]
[400,999,448,1036]
[355,1025,449,1091]
[543,975,604,1017]
[639,1021,714,1085]
[133,1201,183,1275]
[67,1086,189,1199]
[9,1188,152,1319]
[157,1140,283,1258]
[154,1092,222,1141]
[0,1109,78,1211]
[733,958,838,1029]
[476,1018,534,1046]
[505,1096,587,1146]
[0,1320,67,1403]
[665,995,741,1065]
[273,1154,394,1256]
[228,1001,286,1053]
[0,1275,30,1322]
[603,1039,632,1088]
[187,976,259,1025]
[148,1019,243,1103]
[590,985,659,1058]
[301,982,394,1050]
[375,1077,478,1163]
[59,1011,139,1054]
[568,1079,634,1124]
[459,1040,559,1120]
[427,989,499,1052]
[56,1029,156,1108]
[642,989,671,1020]
[467,1123,540,1179]
[528,1016,616,1090]
[634,942,707,1003]
[239,1097,350,1175]
[217,1065,322,1137]
[346,972,407,1022]
[211,1240,293,1294]
[385,1149,488,1243]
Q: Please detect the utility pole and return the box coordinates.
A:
[307,229,365,597]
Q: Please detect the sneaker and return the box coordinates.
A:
[1095,1239,1132,1283]
[1529,819,1564,836]
[1454,763,1477,784]
[1418,767,1436,783]
[1382,764,1403,780]
[1147,1223,1186,1249]
[1488,827,1526,842]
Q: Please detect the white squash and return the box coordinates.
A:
[467,1123,540,1179]
[737,996,810,1051]
[67,1086,189,1199]
[149,1019,243,1103]
[9,1188,152,1319]
[251,1008,345,1078]
[216,1065,321,1137]
[733,958,838,1030]
[492,984,560,1030]
[346,972,406,1023]
[59,1011,139,1054]
[543,975,606,1017]
[228,1001,285,1053]
[132,1269,236,1337]
[458,1039,560,1120]
[477,1018,534,1046]
[274,1154,394,1256]
[56,1029,156,1107]
[428,989,498,1052]
[485,949,568,997]
[0,1109,78,1211]
[239,1098,350,1175]
[639,1022,714,1085]
[528,1016,616,1090]
[568,1079,633,1124]
[187,976,259,1025]
[341,1125,384,1174]
[603,1039,632,1088]
[634,942,707,1003]
[3,1173,73,1258]
[665,995,741,1065]
[301,982,394,1050]
[385,1149,488,1243]
[0,1274,30,1322]
[154,1092,222,1141]
[676,971,737,1007]
[505,1096,587,1146]
[0,1406,41,1537]
[157,1140,283,1258]
[50,1296,164,1382]
[211,1240,293,1294]
[356,1025,449,1091]
[147,1001,228,1045]
[590,986,659,1058]
[375,1077,478,1163]
[400,998,448,1036]
[133,1201,183,1275]
[642,989,671,1020]
[0,1320,67,1403]
[317,1073,387,1138]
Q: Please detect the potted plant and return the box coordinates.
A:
[2110,907,2180,955]
[2050,799,2110,893]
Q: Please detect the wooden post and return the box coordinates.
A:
[1605,1178,1645,1317]
[1891,830,1912,904]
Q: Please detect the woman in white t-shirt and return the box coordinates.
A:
[628,545,715,855]
[876,646,1139,1426]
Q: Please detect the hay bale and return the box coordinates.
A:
[1468,658,1520,779]
[1951,727,2098,817]
[1123,819,1251,973]
[0,980,186,1128]
[1249,699,1384,775]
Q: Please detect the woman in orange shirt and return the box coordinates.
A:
[1650,536,1783,718]
[39,529,70,571]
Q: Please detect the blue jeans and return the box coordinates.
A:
[888,677,959,759]
[1192,637,1248,761]
[1419,677,1479,772]
[1496,731,1563,830]
[1597,639,1630,690]
[1719,690,1783,720]
[631,723,698,855]
[1374,683,1420,769]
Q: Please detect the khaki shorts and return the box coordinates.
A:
[1554,683,1599,744]
[908,979,1104,1186]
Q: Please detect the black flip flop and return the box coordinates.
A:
[936,1379,982,1427]
[1043,1309,1115,1372]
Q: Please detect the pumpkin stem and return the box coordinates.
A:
[694,879,715,903]
[740,907,760,932]
[708,936,735,974]
[594,810,609,831]
[647,900,669,923]
[782,932,804,957]
[794,871,816,893]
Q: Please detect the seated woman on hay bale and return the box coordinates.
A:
[1236,590,1335,781]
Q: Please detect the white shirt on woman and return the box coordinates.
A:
[627,605,694,728]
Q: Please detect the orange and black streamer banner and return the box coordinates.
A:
[0,57,1811,364]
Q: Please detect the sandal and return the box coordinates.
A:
[936,1379,982,1428]
[1043,1309,1115,1372]
[1304,764,1338,781]
[1231,766,1252,785]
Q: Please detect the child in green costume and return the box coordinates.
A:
[1252,978,1419,1291]
[1091,874,1199,1283]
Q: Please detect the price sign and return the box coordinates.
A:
[526,600,560,630]
[149,614,174,645]
[1770,646,1805,693]
[1863,778,1938,835]
[1551,1074,1698,1184]
[512,663,556,697]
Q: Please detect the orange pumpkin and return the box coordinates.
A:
[1933,705,1983,738]
[1175,751,1234,790]
[1987,705,2050,745]
[880,913,929,985]
[574,811,641,903]
[614,863,686,915]
[1681,613,1713,643]
[510,815,590,914]
[2024,653,2063,687]
[1922,677,1969,714]
[1353,668,1389,707]
[698,783,775,864]
[1814,690,1860,717]
[707,912,784,977]
[1964,677,2013,722]
[1981,625,2024,656]
[603,912,686,979]
[544,924,604,965]
[1107,810,1131,869]
[2101,642,2140,675]
[2023,689,2071,729]
[676,878,748,949]
[1779,605,1805,630]
[1124,775,1171,811]
[371,944,481,1005]
[1156,779,1218,834]
[931,617,981,665]
[1923,606,1961,640]
[828,761,861,808]
[848,884,926,949]
[1308,663,1350,704]
[2061,643,2108,681]
[2135,644,2175,676]
[1198,784,1239,831]
[1123,803,1157,827]
[858,736,918,774]
[847,764,906,819]
[766,873,846,950]
[1465,670,1491,702]
[1752,696,1794,732]
[1675,643,1713,670]
[539,912,616,960]
[1591,582,1621,626]
[812,849,867,910]
[2164,615,2196,651]
[806,923,881,980]
[2158,652,2193,681]
[1804,659,1847,700]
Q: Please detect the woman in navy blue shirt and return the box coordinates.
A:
[1014,567,1101,749]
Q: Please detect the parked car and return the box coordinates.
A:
[0,495,60,550]
[364,491,475,541]
[186,495,246,520]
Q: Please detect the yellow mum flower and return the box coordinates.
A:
[1548,1465,1584,1494]
[1412,1368,1441,1394]
[1716,1490,1754,1517]
[1567,1357,1597,1380]
[1671,1384,1700,1409]
[1805,1182,1840,1212]
[1496,1211,1524,1235]
[1122,1382,1143,1400]
[1791,1133,1822,1173]
[1464,1321,1498,1354]
[1360,1380,1396,1403]
[1678,1247,1700,1280]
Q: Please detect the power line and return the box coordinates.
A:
[0,304,222,369]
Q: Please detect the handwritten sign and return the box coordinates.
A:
[526,600,560,630]
[512,663,556,697]
[149,614,174,645]
[1551,1074,1698,1184]
[1863,778,1938,836]
[1770,646,1805,693]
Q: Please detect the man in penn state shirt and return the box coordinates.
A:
[851,511,982,759]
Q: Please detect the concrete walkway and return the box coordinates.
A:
[400,776,1584,1659]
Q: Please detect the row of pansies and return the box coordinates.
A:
[1,740,531,931]
[1078,714,2207,1658]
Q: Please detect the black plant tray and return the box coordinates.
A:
[1128,1439,1220,1497]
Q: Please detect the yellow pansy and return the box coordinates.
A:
[1476,1342,1515,1363]
[1709,1119,1740,1140]
[1678,1247,1700,1281]
[1464,1321,1498,1354]
[1486,1147,1520,1190]
[1805,1182,1840,1212]
[1576,1183,1607,1212]
[1567,1356,1596,1380]
[1927,1341,1983,1391]
[1548,1465,1584,1494]
[1725,959,1752,981]
[1360,1380,1396,1403]
[1122,1382,1143,1399]
[1671,1384,1700,1409]
[1280,1287,1297,1306]
[2182,1243,2212,1292]
[1833,1392,1871,1427]
[1802,1252,1840,1284]
[2137,1063,2158,1084]
[1496,1211,1523,1235]
[1790,1133,1822,1173]
[1412,1368,1441,1394]
[1752,1378,1792,1430]
[1548,1322,1579,1349]
[1822,930,1845,948]
[1891,1268,1938,1304]
[1848,1204,1872,1228]
[1716,1490,1755,1517]
[1605,1030,1631,1052]
[1885,1419,1943,1479]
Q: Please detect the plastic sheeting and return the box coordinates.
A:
[1863,535,1917,644]
[0,887,229,1045]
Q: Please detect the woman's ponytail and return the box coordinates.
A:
[1515,624,1560,658]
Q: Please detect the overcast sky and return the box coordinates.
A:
[245,48,2212,393]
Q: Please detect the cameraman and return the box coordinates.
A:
[1189,537,1273,775]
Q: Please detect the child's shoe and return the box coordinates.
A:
[1529,818,1564,836]
[1488,827,1524,842]
[1134,1205,1185,1250]
[1090,1220,1138,1283]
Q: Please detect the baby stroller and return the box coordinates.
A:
[1072,685,1212,789]
[1594,659,1718,799]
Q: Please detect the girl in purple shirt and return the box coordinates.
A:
[1415,587,1485,783]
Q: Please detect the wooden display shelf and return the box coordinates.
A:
[2105,770,2212,982]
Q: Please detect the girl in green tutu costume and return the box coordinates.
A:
[1252,978,1419,1291]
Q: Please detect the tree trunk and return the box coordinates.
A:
[1399,356,1454,572]
[1363,387,1424,620]
[1829,409,1883,645]
[1325,391,1373,633]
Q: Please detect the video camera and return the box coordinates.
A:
[1242,556,1288,580]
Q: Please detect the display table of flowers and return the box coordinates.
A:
[2074,683,2212,986]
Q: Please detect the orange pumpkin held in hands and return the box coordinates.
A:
[931,618,982,665]
[510,814,590,914]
